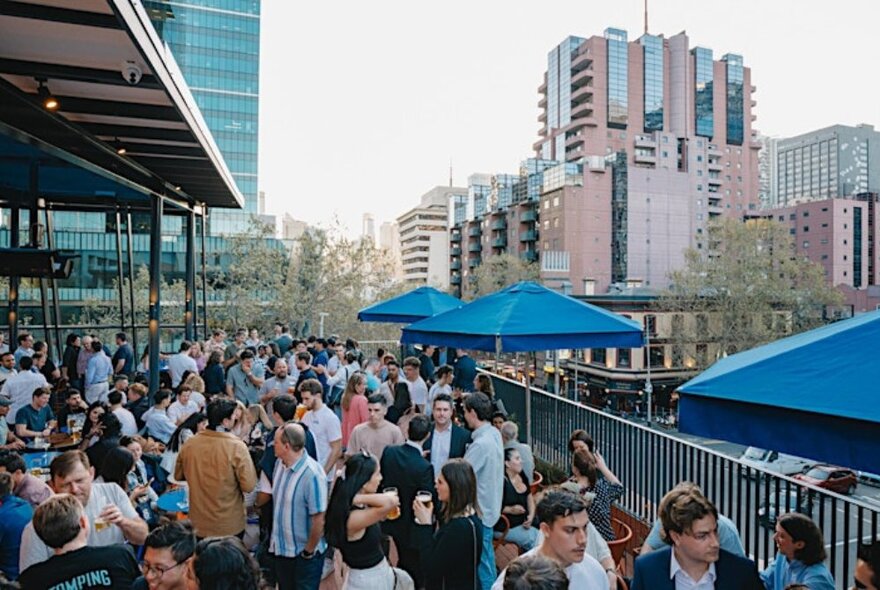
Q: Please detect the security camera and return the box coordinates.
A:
[122,61,143,85]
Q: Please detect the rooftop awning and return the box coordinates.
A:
[0,0,243,210]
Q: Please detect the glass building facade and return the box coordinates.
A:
[693,47,714,138]
[605,28,628,129]
[546,37,584,159]
[146,0,261,233]
[723,53,744,145]
[641,35,664,132]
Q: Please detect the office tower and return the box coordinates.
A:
[146,0,261,235]
[397,186,464,288]
[529,28,761,293]
[775,124,880,206]
[362,213,377,247]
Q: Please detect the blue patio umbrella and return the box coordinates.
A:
[357,286,463,324]
[400,282,646,440]
[677,309,880,475]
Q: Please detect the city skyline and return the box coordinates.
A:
[259,0,880,235]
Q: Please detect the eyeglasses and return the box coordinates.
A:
[141,560,186,578]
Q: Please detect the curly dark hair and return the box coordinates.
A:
[192,536,261,590]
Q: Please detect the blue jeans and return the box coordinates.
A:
[273,550,324,590]
[504,524,539,551]
[478,522,496,590]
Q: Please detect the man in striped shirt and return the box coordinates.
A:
[263,421,328,590]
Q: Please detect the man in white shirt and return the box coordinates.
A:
[425,365,453,418]
[0,351,16,389]
[167,387,199,425]
[299,378,342,484]
[402,356,428,414]
[493,489,607,590]
[1,356,47,425]
[167,341,198,389]
[19,450,148,572]
[107,390,138,437]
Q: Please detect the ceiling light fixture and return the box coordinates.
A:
[113,138,127,155]
[35,78,59,111]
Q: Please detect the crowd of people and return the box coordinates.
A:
[0,326,878,590]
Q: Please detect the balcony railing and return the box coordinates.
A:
[491,219,508,231]
[467,243,482,253]
[519,230,538,242]
[487,372,880,588]
[520,210,538,223]
[492,237,507,248]
[467,226,482,237]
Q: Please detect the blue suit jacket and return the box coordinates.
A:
[631,547,763,590]
[452,355,477,391]
[423,424,471,461]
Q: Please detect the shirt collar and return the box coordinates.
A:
[405,440,423,452]
[669,549,716,583]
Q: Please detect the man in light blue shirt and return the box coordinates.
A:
[263,421,327,590]
[85,340,113,404]
[142,390,177,444]
[463,392,504,590]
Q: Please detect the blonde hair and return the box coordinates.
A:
[183,373,205,393]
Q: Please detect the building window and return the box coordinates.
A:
[591,348,606,366]
[645,346,665,368]
[694,47,714,138]
[617,348,632,368]
[803,226,809,232]
[644,314,657,337]
[606,28,629,128]
[642,34,664,131]
[724,53,744,145]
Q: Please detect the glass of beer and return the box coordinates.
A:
[416,490,433,508]
[384,487,400,520]
[67,416,76,433]
[295,404,307,421]
[94,516,111,532]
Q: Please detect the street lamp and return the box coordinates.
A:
[318,312,328,338]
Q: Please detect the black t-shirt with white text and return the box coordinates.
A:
[18,545,139,590]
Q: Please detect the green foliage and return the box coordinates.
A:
[660,218,843,368]
[465,253,540,300]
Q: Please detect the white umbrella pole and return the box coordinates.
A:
[525,351,532,447]
[573,349,578,402]
[645,328,653,426]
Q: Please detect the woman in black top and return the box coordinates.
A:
[496,447,538,551]
[326,452,405,589]
[412,458,484,590]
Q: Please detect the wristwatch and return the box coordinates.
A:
[301,549,315,559]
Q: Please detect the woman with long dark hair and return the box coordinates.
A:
[761,512,833,590]
[325,452,406,589]
[96,446,134,493]
[78,401,107,450]
[412,458,483,590]
[160,412,207,474]
[202,350,225,396]
[341,373,369,448]
[497,447,538,551]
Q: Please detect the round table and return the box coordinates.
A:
[157,488,189,514]
[23,451,60,471]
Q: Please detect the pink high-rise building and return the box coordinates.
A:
[450,28,761,295]
[536,29,760,294]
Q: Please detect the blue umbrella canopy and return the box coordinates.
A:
[357,286,463,324]
[678,309,880,474]
[400,281,645,352]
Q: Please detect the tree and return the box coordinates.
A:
[464,253,540,300]
[660,218,842,369]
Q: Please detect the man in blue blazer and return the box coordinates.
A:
[451,349,477,391]
[631,483,763,590]
[423,393,471,477]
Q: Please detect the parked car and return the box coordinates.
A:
[794,464,858,495]
[858,471,880,488]
[758,490,815,529]
[740,447,813,477]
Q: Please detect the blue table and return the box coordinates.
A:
[23,451,60,471]
[157,488,189,514]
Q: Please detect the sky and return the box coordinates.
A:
[258,0,880,237]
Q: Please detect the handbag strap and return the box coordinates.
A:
[468,516,479,590]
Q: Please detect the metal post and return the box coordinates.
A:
[184,208,196,342]
[200,207,208,338]
[114,209,126,340]
[524,351,532,447]
[554,350,560,394]
[573,349,578,402]
[8,208,20,345]
[645,328,654,426]
[148,195,163,397]
[125,209,138,356]
[44,208,64,362]
[32,193,52,355]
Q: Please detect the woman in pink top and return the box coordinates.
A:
[341,372,370,448]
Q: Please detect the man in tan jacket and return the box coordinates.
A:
[175,397,257,538]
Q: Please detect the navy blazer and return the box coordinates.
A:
[423,424,471,463]
[631,547,763,590]
[379,443,436,548]
[451,355,477,391]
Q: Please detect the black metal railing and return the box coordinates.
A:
[487,371,880,589]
